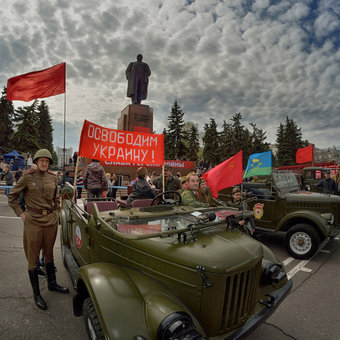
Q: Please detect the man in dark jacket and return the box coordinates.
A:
[316,169,338,195]
[84,159,108,198]
[15,167,23,182]
[1,164,13,196]
[127,167,155,207]
[152,165,180,193]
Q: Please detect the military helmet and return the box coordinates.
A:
[33,149,53,164]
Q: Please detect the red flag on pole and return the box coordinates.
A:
[203,151,243,198]
[296,145,313,164]
[7,63,65,102]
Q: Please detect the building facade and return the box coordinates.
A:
[55,147,73,167]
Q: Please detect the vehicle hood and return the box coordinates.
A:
[130,229,263,274]
[286,191,340,203]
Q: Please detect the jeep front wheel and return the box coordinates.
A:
[285,224,320,260]
[83,297,105,340]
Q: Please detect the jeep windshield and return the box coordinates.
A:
[114,209,241,236]
[273,171,299,193]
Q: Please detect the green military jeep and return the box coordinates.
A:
[60,187,292,340]
[219,170,340,260]
[300,167,326,192]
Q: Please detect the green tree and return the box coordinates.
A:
[275,123,289,166]
[218,120,233,160]
[202,118,220,166]
[230,113,252,164]
[276,117,307,166]
[37,100,54,152]
[166,101,188,160]
[186,123,200,162]
[11,100,40,154]
[163,128,170,159]
[0,87,15,150]
[249,122,269,153]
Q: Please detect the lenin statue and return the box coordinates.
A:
[125,54,151,104]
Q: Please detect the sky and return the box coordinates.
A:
[0,0,339,153]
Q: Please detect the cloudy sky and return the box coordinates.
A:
[1,0,339,153]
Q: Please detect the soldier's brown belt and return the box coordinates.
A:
[27,206,54,216]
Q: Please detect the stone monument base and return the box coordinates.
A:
[118,104,153,133]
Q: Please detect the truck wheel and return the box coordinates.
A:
[83,297,105,340]
[286,224,320,259]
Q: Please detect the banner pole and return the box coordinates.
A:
[73,157,80,202]
[162,165,165,193]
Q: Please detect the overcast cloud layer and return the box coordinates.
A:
[1,0,339,152]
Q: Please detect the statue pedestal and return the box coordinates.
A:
[118,104,153,133]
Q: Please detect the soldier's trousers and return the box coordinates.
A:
[23,221,58,270]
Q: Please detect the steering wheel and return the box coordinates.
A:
[151,191,182,206]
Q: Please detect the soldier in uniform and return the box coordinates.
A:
[227,187,255,236]
[152,165,180,195]
[8,149,69,310]
[181,172,208,208]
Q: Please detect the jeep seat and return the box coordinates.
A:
[86,201,118,214]
[131,199,154,207]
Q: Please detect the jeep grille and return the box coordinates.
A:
[220,259,261,332]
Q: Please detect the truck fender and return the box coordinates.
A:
[276,210,329,237]
[59,209,68,246]
[73,262,205,339]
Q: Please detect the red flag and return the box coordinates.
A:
[7,63,65,101]
[296,145,313,164]
[203,151,243,198]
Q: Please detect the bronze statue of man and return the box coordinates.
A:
[125,54,151,104]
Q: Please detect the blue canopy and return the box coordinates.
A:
[3,150,25,170]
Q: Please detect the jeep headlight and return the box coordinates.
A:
[157,312,202,340]
[263,263,286,285]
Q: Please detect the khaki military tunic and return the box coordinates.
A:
[8,168,60,270]
[181,189,208,208]
[152,174,180,192]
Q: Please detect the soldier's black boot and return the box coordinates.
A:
[46,262,69,294]
[28,269,47,310]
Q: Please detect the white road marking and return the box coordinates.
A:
[287,237,332,279]
[335,237,340,240]
[287,260,310,279]
[282,257,294,267]
[319,249,330,254]
[299,267,312,273]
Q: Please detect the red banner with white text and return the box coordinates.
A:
[78,120,164,166]
[101,159,194,169]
